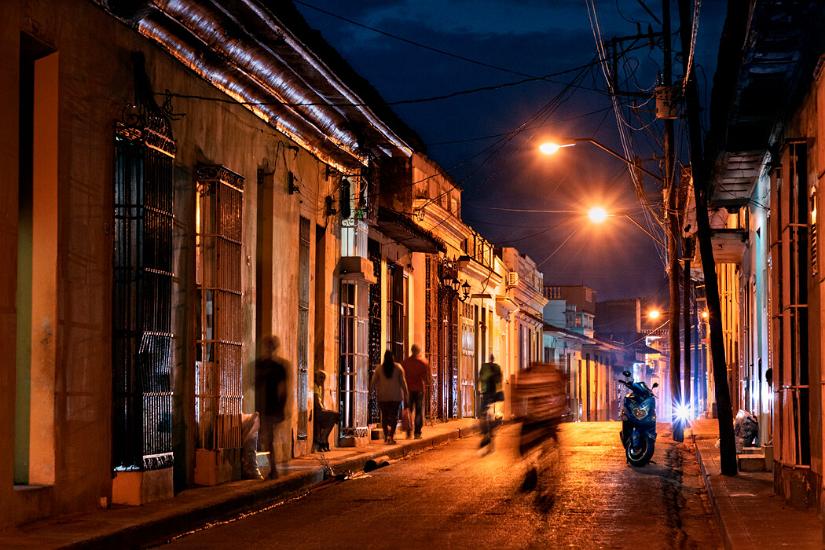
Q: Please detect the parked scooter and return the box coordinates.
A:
[618,370,658,467]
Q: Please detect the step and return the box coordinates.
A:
[256,451,271,478]
[737,453,767,472]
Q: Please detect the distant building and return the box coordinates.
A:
[543,285,596,338]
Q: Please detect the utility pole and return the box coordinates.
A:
[678,0,737,474]
[683,241,691,415]
[662,0,683,442]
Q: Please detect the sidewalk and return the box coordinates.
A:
[0,419,479,549]
[688,419,823,549]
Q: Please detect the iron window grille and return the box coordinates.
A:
[339,281,369,437]
[195,165,244,452]
[112,113,176,472]
[297,217,310,440]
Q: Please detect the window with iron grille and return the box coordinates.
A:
[112,114,175,471]
[367,239,382,423]
[297,217,310,440]
[387,262,407,361]
[339,281,369,436]
[194,165,244,452]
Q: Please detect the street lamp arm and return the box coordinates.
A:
[570,138,663,182]
[622,214,666,247]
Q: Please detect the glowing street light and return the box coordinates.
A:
[647,308,662,321]
[701,310,709,320]
[583,205,666,247]
[537,138,662,181]
[538,141,574,155]
[587,206,608,224]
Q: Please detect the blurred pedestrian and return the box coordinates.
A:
[370,350,409,444]
[255,335,288,479]
[402,344,430,439]
[478,354,503,450]
[313,370,339,452]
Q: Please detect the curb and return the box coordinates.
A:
[691,434,734,550]
[60,424,479,549]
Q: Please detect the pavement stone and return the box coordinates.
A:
[688,418,823,549]
[0,419,479,549]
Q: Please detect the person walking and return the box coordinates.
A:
[402,344,430,439]
[370,350,409,444]
[255,335,288,479]
[478,353,503,450]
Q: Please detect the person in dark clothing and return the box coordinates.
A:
[255,335,288,479]
[478,354,503,450]
[402,344,430,439]
[370,350,408,444]
[313,370,339,452]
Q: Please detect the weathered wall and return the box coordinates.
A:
[1,0,344,526]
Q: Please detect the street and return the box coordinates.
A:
[163,423,721,549]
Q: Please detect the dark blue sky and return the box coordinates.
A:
[295,0,725,301]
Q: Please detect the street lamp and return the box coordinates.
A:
[587,206,608,224]
[538,138,662,182]
[585,205,665,248]
[647,308,662,321]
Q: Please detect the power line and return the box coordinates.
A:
[295,0,550,79]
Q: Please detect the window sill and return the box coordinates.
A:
[13,484,52,492]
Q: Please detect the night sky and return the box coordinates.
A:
[294,0,726,301]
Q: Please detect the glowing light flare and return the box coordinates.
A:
[647,308,662,321]
[674,402,692,424]
[539,142,561,155]
[587,206,609,224]
[701,310,709,320]
[538,141,575,155]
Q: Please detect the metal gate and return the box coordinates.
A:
[194,165,244,452]
[112,113,175,472]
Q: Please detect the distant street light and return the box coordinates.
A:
[647,308,662,321]
[587,206,608,224]
[585,205,666,248]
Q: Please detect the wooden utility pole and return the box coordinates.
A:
[683,250,691,413]
[677,0,737,474]
[662,0,683,442]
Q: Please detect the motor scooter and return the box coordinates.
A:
[618,370,658,466]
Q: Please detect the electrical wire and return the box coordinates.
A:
[295,0,565,80]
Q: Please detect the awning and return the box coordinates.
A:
[375,207,446,254]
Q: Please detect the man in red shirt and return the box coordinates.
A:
[402,344,431,439]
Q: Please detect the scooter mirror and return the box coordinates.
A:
[622,370,631,377]
[651,382,658,388]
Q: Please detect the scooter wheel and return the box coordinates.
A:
[626,438,654,466]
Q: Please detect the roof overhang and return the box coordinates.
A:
[710,151,767,204]
[709,2,823,198]
[375,207,445,254]
[97,0,413,172]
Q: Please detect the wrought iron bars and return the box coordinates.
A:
[195,165,244,452]
[112,118,175,471]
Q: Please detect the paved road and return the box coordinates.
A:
[164,422,721,549]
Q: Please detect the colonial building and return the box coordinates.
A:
[542,285,623,421]
[2,0,424,526]
[697,0,825,510]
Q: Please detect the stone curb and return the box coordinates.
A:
[60,424,480,549]
[691,434,735,550]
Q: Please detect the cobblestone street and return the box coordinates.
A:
[164,423,721,549]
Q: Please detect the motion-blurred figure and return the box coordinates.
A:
[255,335,288,479]
[512,362,566,500]
[478,354,503,451]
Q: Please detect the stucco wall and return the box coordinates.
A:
[1,0,344,526]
